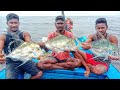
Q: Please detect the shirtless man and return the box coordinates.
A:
[0,13,43,79]
[81,18,119,75]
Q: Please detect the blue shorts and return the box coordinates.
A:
[6,58,40,79]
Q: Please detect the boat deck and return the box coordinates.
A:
[1,58,120,79]
[1,36,120,79]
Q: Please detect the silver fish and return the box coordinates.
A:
[90,39,119,59]
[45,34,78,53]
[6,42,45,63]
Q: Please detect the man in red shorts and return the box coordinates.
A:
[81,18,119,75]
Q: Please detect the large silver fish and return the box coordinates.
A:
[6,42,47,63]
[45,34,78,53]
[90,39,119,59]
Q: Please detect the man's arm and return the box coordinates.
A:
[23,32,32,42]
[73,50,90,77]
[109,35,119,60]
[85,34,94,43]
[0,34,6,63]
[82,34,93,50]
[110,35,118,46]
[0,34,5,53]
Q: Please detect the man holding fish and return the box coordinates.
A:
[79,18,119,75]
[0,13,43,79]
[38,15,90,77]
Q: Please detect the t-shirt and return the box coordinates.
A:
[47,30,74,60]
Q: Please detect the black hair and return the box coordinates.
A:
[6,13,19,22]
[95,18,108,27]
[55,15,65,22]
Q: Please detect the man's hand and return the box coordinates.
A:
[64,47,71,52]
[108,55,120,60]
[38,42,45,48]
[0,54,6,64]
[84,70,90,77]
[82,42,91,50]
[64,46,78,52]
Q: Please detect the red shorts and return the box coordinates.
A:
[86,53,109,70]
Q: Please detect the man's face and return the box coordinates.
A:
[7,18,20,32]
[55,20,65,33]
[66,20,73,30]
[95,23,108,35]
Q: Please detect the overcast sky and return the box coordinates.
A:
[0,11,120,16]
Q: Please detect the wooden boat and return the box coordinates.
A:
[0,36,120,79]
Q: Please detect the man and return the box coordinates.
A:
[38,15,90,76]
[65,18,73,32]
[81,18,119,75]
[0,13,43,79]
[82,18,118,49]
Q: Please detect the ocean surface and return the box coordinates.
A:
[0,16,120,71]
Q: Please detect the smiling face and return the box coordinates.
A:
[7,18,20,32]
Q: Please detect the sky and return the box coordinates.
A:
[0,11,120,16]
